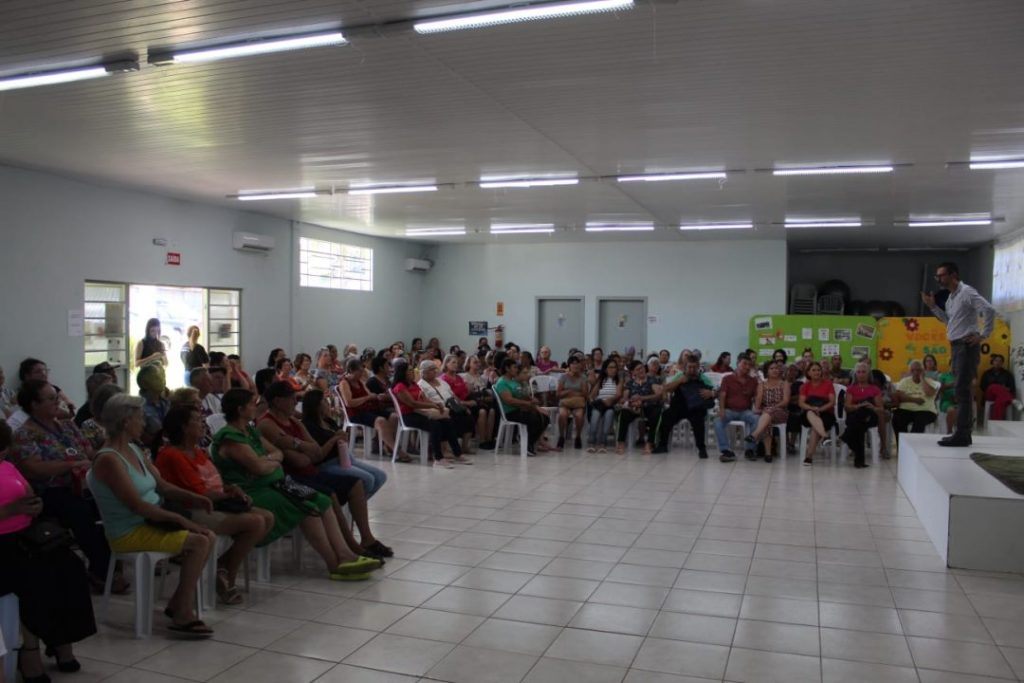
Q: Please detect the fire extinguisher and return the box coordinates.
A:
[494,324,504,350]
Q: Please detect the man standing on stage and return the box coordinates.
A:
[921,262,996,446]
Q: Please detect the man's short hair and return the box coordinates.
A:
[937,261,959,276]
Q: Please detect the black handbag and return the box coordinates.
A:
[17,519,74,556]
[214,497,253,513]
[446,397,469,416]
[271,476,323,516]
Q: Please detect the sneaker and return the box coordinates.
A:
[720,450,736,463]
[803,458,813,466]
[698,450,708,459]
[744,434,756,444]
[744,449,757,461]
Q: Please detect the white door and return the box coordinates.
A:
[537,298,584,363]
[598,298,647,357]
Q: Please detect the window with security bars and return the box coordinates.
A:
[299,237,373,291]
[993,232,1024,312]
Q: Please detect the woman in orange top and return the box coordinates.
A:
[275,357,306,396]
[156,405,273,604]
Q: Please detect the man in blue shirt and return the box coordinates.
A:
[921,261,996,446]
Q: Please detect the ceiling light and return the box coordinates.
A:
[149,31,346,65]
[490,223,556,234]
[404,227,466,236]
[969,159,1024,170]
[347,183,438,195]
[784,219,862,229]
[772,165,893,176]
[678,222,753,231]
[585,222,655,233]
[799,248,880,254]
[906,219,992,227]
[414,0,634,34]
[0,60,138,92]
[236,187,318,201]
[617,171,727,183]
[887,247,970,252]
[479,175,579,189]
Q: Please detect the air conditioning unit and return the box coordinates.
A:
[404,258,433,273]
[232,231,276,253]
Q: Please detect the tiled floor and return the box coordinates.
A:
[69,444,1024,682]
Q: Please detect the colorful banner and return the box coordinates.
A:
[876,316,1011,378]
[747,314,879,366]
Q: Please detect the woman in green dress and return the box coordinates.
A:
[211,388,381,580]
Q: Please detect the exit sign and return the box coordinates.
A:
[166,252,181,266]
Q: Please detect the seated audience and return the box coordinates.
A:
[313,347,339,392]
[80,383,123,451]
[922,353,940,381]
[88,394,217,637]
[891,359,939,444]
[785,364,804,454]
[829,354,852,385]
[392,361,461,467]
[616,361,663,454]
[12,379,124,594]
[226,354,255,392]
[658,349,671,366]
[461,355,497,449]
[645,356,664,383]
[556,356,589,450]
[937,360,957,433]
[714,357,760,462]
[266,348,286,369]
[536,346,560,374]
[9,358,75,429]
[519,351,539,378]
[137,364,170,452]
[494,359,550,456]
[275,357,305,394]
[981,353,1017,420]
[799,361,837,466]
[0,419,97,679]
[840,363,884,468]
[75,370,114,427]
[0,366,14,419]
[189,367,222,418]
[746,361,790,462]
[156,405,273,604]
[870,368,894,455]
[212,389,380,579]
[440,354,489,454]
[340,358,405,460]
[710,352,733,373]
[293,353,315,393]
[134,317,168,370]
[417,361,473,463]
[300,390,393,558]
[587,358,623,453]
[653,359,714,457]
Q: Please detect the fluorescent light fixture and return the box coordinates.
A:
[490,223,556,234]
[784,219,862,229]
[404,227,466,236]
[0,62,131,91]
[906,219,992,227]
[585,222,655,233]
[888,247,970,252]
[799,248,880,254]
[414,0,634,34]
[236,187,317,201]
[151,31,346,65]
[678,222,753,231]
[617,171,727,183]
[347,183,438,195]
[773,165,893,176]
[969,159,1024,170]
[479,175,578,188]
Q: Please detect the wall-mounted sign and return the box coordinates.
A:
[166,252,181,266]
[468,321,488,335]
[496,301,505,316]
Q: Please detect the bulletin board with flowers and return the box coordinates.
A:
[876,316,1011,379]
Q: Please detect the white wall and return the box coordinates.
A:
[0,164,425,405]
[420,240,788,360]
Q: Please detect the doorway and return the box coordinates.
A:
[597,297,647,357]
[536,297,585,363]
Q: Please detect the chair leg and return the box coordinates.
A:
[392,429,403,463]
[100,551,117,623]
[494,424,505,454]
[136,553,150,639]
[256,545,271,583]
[519,425,528,458]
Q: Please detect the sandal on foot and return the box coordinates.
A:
[362,540,394,558]
[329,571,371,581]
[168,620,214,638]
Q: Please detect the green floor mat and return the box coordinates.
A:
[970,453,1024,496]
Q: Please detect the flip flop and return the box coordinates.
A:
[168,620,214,638]
[329,571,372,581]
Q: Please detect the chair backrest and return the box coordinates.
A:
[492,386,509,421]
[388,389,410,429]
[531,375,558,394]
[704,372,727,390]
[333,385,356,429]
[790,284,817,314]
[817,294,845,315]
[206,412,227,434]
[833,383,847,419]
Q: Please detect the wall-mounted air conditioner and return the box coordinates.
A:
[232,232,276,253]
[405,258,433,273]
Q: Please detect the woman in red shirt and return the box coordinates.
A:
[392,361,458,467]
[798,362,836,466]
[442,353,492,454]
[841,364,884,468]
[156,405,274,604]
[339,358,403,458]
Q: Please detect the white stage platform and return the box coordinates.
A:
[898,434,1024,573]
[990,421,1024,439]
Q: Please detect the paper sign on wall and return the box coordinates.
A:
[783,335,797,342]
[801,328,813,340]
[496,302,504,317]
[821,343,840,357]
[468,321,488,335]
[67,309,84,337]
[647,315,658,324]
[754,316,773,331]
[818,328,830,341]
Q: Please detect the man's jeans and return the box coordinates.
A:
[715,409,758,452]
[951,340,980,436]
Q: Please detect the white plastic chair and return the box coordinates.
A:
[253,532,304,585]
[100,551,203,639]
[0,593,19,681]
[388,390,430,464]
[334,386,383,459]
[201,535,253,608]
[799,386,844,460]
[492,387,529,458]
[530,377,560,434]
